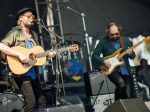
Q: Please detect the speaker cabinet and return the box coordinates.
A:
[84,71,116,96]
[145,102,150,111]
[104,98,150,112]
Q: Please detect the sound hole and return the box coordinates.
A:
[29,53,36,61]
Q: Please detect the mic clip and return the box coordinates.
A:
[34,19,42,24]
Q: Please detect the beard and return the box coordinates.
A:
[24,21,34,28]
[113,36,119,41]
[110,36,120,41]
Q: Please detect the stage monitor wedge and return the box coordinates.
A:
[104,98,150,112]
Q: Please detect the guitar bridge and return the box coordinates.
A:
[23,63,30,67]
[23,60,37,67]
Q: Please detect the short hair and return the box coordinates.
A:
[105,22,122,34]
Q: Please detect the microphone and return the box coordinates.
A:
[66,6,71,9]
[33,19,42,24]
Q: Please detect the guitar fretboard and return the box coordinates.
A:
[36,47,69,58]
[118,40,143,59]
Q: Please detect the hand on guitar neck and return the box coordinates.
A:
[47,51,56,58]
[126,47,133,55]
[47,44,79,58]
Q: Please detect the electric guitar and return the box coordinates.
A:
[100,36,150,75]
[7,44,79,75]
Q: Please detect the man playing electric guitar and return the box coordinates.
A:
[92,22,135,101]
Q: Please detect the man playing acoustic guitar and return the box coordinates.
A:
[0,7,54,112]
[0,7,78,112]
[92,22,135,101]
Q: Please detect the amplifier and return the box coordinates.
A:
[84,71,116,96]
[104,98,149,112]
[145,101,150,111]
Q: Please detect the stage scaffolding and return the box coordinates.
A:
[34,0,86,107]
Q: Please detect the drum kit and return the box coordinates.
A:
[0,92,24,112]
[0,63,24,112]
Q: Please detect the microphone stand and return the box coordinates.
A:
[36,19,67,106]
[34,0,44,46]
[66,6,93,71]
[56,0,65,43]
[90,80,104,112]
[34,0,66,106]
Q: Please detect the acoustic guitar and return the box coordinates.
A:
[100,36,150,75]
[7,44,79,75]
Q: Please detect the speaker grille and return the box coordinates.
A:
[84,71,116,96]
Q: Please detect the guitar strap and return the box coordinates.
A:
[119,36,125,50]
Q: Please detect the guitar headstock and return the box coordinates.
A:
[143,36,150,43]
[68,44,79,52]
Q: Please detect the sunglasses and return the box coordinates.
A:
[110,32,120,37]
[23,14,35,20]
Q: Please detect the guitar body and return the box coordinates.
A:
[7,46,46,75]
[100,48,124,75]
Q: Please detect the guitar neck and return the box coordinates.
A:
[36,47,69,58]
[118,40,143,59]
[130,40,143,50]
[54,47,69,53]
